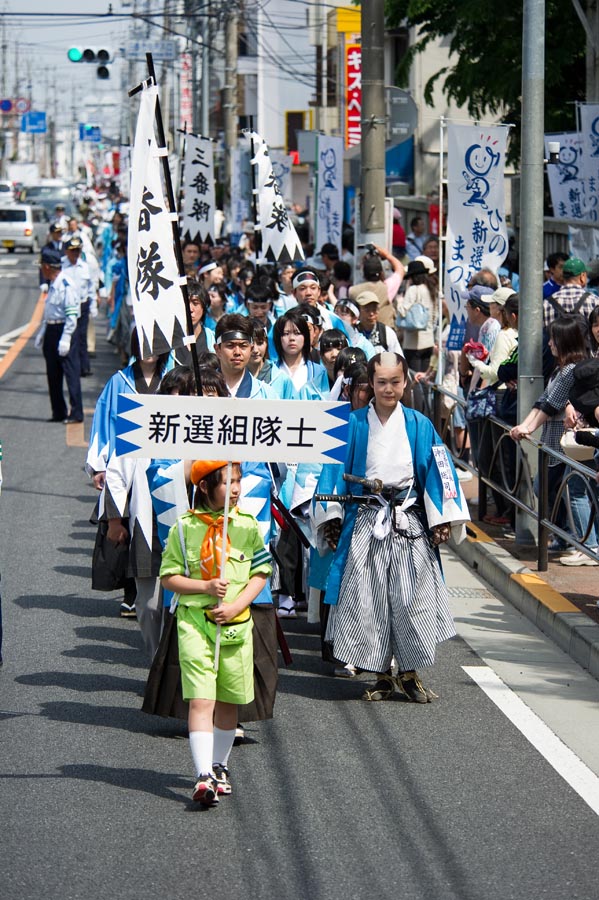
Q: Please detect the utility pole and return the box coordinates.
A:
[201,1,210,135]
[516,0,545,546]
[224,9,238,201]
[0,19,7,177]
[360,0,386,247]
[189,0,200,133]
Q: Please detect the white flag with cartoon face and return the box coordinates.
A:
[247,131,304,265]
[128,84,187,358]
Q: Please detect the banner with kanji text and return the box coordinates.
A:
[444,125,509,351]
[127,84,188,359]
[180,133,216,245]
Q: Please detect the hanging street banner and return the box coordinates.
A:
[578,104,599,223]
[444,124,509,351]
[115,395,350,465]
[180,133,216,245]
[246,130,305,265]
[545,132,587,221]
[230,146,251,235]
[127,84,188,359]
[315,134,344,251]
[269,149,294,203]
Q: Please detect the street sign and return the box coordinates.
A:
[21,111,46,133]
[126,40,177,61]
[0,99,12,113]
[386,87,418,142]
[115,395,350,464]
[79,123,102,142]
[15,98,30,115]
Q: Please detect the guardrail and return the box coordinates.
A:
[412,376,599,573]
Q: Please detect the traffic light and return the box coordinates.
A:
[67,48,113,79]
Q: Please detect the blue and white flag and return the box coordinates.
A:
[545,132,587,221]
[115,395,349,465]
[444,124,509,351]
[180,133,216,245]
[315,134,343,251]
[128,84,188,358]
[247,131,304,265]
[578,104,599,223]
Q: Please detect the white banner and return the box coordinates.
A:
[269,149,294,203]
[181,134,216,245]
[545,132,587,222]
[444,124,509,351]
[315,134,344,251]
[115,395,350,465]
[230,147,251,234]
[578,104,599,223]
[127,85,188,359]
[247,131,304,265]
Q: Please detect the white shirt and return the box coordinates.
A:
[366,401,414,487]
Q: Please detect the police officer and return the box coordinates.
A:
[62,235,96,377]
[36,247,83,423]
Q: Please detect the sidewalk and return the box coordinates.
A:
[453,474,599,681]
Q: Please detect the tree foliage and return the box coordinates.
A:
[385,0,586,163]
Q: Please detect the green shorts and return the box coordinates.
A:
[176,604,255,705]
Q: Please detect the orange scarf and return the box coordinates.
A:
[190,510,231,579]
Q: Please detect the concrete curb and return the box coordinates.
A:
[450,523,599,681]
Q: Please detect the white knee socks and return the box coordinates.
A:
[189,731,213,777]
[213,727,236,767]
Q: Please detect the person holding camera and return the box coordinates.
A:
[349,243,405,328]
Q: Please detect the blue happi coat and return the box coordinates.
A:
[316,404,469,605]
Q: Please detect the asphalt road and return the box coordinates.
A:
[2,265,599,900]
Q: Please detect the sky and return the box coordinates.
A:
[0,1,164,133]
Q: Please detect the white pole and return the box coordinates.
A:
[213,460,233,671]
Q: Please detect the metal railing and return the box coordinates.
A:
[412,377,599,572]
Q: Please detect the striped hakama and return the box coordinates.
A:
[326,505,455,673]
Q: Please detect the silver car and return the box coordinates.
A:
[0,204,50,253]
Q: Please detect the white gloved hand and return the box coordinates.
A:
[34,328,45,350]
[40,283,49,294]
[90,298,98,319]
[58,336,71,357]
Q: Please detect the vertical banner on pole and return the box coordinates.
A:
[578,104,599,222]
[180,134,216,245]
[315,134,344,252]
[269,149,294,203]
[128,84,188,358]
[545,132,586,221]
[230,146,251,243]
[247,130,305,264]
[444,124,509,351]
[119,144,131,199]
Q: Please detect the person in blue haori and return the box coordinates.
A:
[35,247,83,424]
[271,310,329,395]
[314,352,469,703]
[246,320,297,399]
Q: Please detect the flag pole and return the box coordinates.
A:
[247,123,264,271]
[213,460,233,672]
[144,52,203,396]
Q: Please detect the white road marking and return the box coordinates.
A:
[0,258,19,266]
[0,325,27,342]
[463,665,599,817]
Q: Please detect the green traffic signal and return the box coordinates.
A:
[67,47,83,62]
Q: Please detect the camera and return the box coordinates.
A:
[357,242,377,255]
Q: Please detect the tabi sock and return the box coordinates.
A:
[189,730,214,777]
[278,593,295,609]
[213,726,236,767]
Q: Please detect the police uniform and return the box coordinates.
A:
[62,238,95,376]
[41,258,83,422]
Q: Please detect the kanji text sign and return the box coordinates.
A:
[115,396,350,464]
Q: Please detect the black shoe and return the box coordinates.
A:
[81,370,93,377]
[395,671,430,703]
[46,416,65,423]
[63,417,83,424]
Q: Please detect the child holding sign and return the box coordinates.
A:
[160,459,272,807]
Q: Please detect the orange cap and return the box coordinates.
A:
[190,459,229,484]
